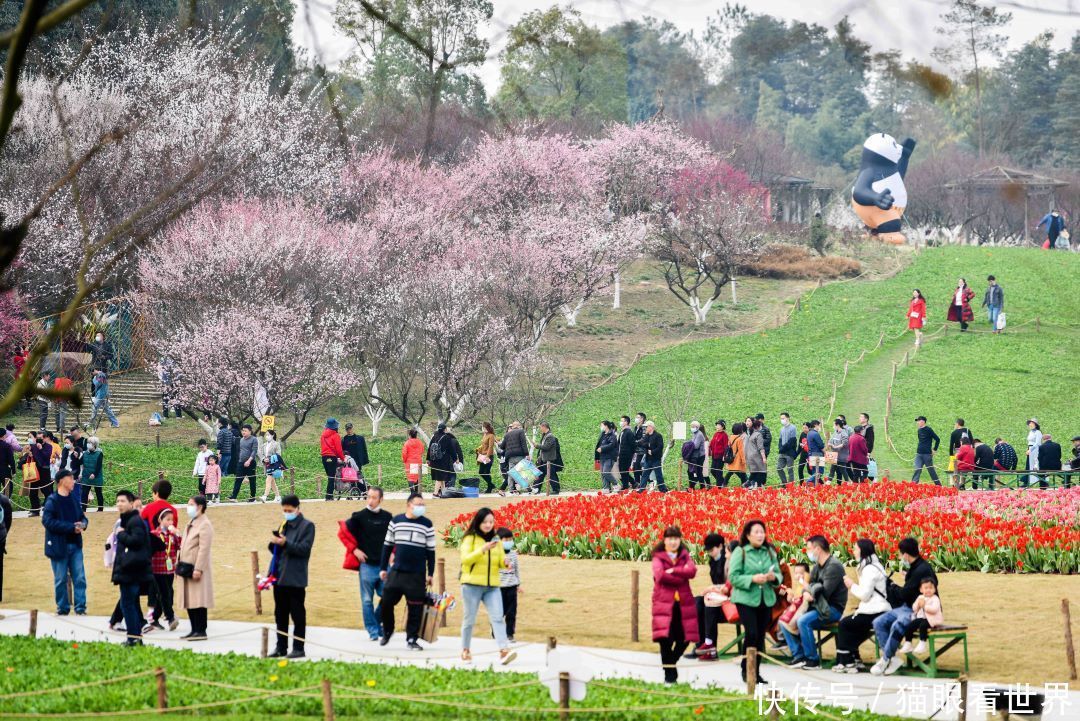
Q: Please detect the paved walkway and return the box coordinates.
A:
[0,608,1073,720]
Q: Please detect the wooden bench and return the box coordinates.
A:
[715,623,745,657]
[813,621,968,678]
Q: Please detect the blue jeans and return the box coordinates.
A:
[359,564,384,639]
[781,605,842,662]
[637,461,668,492]
[872,605,914,660]
[50,545,87,614]
[90,398,119,427]
[460,584,508,650]
[119,584,143,638]
[987,304,1000,327]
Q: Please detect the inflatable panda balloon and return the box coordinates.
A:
[851,133,916,245]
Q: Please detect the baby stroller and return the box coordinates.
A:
[334,457,367,500]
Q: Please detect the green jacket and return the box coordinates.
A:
[80,450,103,487]
[729,544,781,607]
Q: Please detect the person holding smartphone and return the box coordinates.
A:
[268,495,315,658]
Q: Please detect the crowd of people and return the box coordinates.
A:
[649,522,943,684]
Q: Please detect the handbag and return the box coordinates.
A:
[867,459,878,478]
[946,455,956,473]
[703,591,726,608]
[593,460,601,471]
[778,598,802,625]
[824,450,839,465]
[723,446,734,464]
[720,600,740,623]
[476,453,491,465]
[175,561,195,578]
[996,312,1007,330]
[453,460,464,473]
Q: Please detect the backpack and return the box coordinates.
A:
[680,440,696,461]
[429,437,444,462]
[877,572,905,608]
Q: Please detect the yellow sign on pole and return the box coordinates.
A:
[262,415,276,431]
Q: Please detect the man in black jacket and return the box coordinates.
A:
[345,487,392,641]
[1037,435,1063,489]
[498,422,529,493]
[948,419,973,456]
[911,417,940,484]
[632,412,647,488]
[342,424,370,470]
[636,421,667,492]
[269,495,316,658]
[616,416,636,492]
[858,413,875,456]
[972,439,996,489]
[215,418,233,483]
[113,490,152,646]
[871,537,937,676]
[787,535,848,670]
[688,533,727,660]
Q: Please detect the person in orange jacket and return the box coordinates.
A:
[401,429,425,494]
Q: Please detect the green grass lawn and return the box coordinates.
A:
[0,636,902,720]
[16,247,1074,503]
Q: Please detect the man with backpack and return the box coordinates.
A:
[871,537,938,676]
[534,422,563,495]
[427,423,463,497]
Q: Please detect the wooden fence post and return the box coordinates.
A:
[746,647,758,697]
[138,478,144,499]
[795,297,801,312]
[250,550,262,615]
[1063,598,1078,680]
[676,458,683,491]
[437,558,447,628]
[958,675,968,721]
[156,431,160,449]
[321,678,335,721]
[261,627,269,658]
[28,609,37,638]
[288,467,295,495]
[154,667,167,710]
[558,672,570,721]
[377,464,382,486]
[548,636,557,651]
[630,569,640,642]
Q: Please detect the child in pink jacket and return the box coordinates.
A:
[900,577,943,655]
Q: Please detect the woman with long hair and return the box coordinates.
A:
[458,507,516,665]
[708,420,729,487]
[908,289,926,347]
[834,538,891,673]
[745,419,767,488]
[946,278,975,332]
[723,422,747,486]
[474,422,497,494]
[728,519,780,683]
[261,430,284,503]
[651,526,698,684]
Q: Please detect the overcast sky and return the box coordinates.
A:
[292,0,1080,92]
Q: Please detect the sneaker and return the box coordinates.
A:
[697,651,718,662]
[788,658,807,669]
[832,663,853,673]
[123,638,143,647]
[507,637,515,644]
[884,656,904,675]
[286,649,306,659]
[168,619,179,632]
[75,611,87,616]
[185,633,207,642]
[898,641,913,654]
[499,649,517,665]
[683,645,699,660]
[869,658,888,676]
[379,634,391,646]
[913,640,928,655]
[369,635,380,642]
[695,642,716,656]
[803,660,821,670]
[406,640,423,651]
[268,648,288,658]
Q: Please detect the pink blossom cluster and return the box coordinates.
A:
[906,488,1080,527]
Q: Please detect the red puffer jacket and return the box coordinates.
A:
[955,444,976,472]
[651,548,699,643]
[321,428,344,460]
[337,520,360,571]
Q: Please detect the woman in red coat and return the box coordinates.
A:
[946,278,975,331]
[651,526,698,684]
[907,289,927,347]
[708,420,729,487]
[401,428,425,494]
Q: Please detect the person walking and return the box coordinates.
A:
[783,536,847,670]
[498,422,529,495]
[745,419,768,488]
[708,420,729,487]
[0,490,11,603]
[848,426,870,482]
[1036,209,1066,248]
[112,490,152,646]
[911,416,940,484]
[427,423,462,496]
[320,418,345,501]
[41,470,88,616]
[805,421,826,485]
[637,421,668,492]
[268,495,315,659]
[827,418,850,484]
[858,413,875,468]
[534,422,563,495]
[982,276,1004,333]
[475,422,497,494]
[723,422,747,487]
[907,290,927,347]
[24,431,53,517]
[687,421,708,489]
[728,520,780,684]
[776,413,797,485]
[401,429,424,494]
[651,526,698,684]
[261,430,285,503]
[1026,419,1043,488]
[343,487,392,641]
[147,508,181,632]
[215,418,234,484]
[833,539,891,673]
[796,423,810,484]
[871,537,937,676]
[88,371,120,429]
[78,437,105,513]
[380,493,435,650]
[946,278,975,332]
[632,413,647,488]
[229,425,258,502]
[35,371,53,431]
[617,416,637,492]
[458,508,517,665]
[754,414,772,459]
[595,421,618,493]
[179,495,213,640]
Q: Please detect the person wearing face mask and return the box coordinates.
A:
[88,331,114,372]
[268,495,315,658]
[616,416,636,492]
[595,421,618,493]
[496,527,521,642]
[776,413,797,486]
[784,536,847,670]
[179,495,214,641]
[380,493,435,650]
[458,508,517,664]
[341,487,393,641]
[650,526,698,684]
[686,421,707,490]
[112,489,152,646]
[871,537,937,676]
[685,533,726,661]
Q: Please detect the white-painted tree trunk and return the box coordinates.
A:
[688,293,716,325]
[414,424,431,444]
[730,276,737,304]
[561,298,585,326]
[363,403,386,437]
[612,271,621,309]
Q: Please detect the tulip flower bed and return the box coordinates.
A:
[444,482,1080,574]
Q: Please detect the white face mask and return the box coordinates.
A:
[412,505,427,518]
[186,505,197,519]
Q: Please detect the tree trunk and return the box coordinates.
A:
[688,293,716,325]
[363,403,386,437]
[612,271,621,309]
[561,299,585,327]
[414,424,431,444]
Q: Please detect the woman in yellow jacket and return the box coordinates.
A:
[724,422,748,486]
[458,507,516,665]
